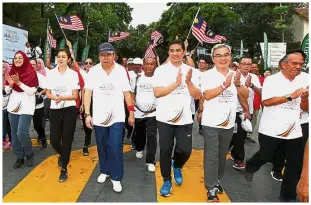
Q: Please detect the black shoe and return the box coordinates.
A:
[207,188,219,202]
[82,146,89,156]
[215,180,224,194]
[244,170,254,182]
[26,153,34,167]
[58,156,62,167]
[59,169,68,182]
[13,158,24,169]
[271,171,283,182]
[41,139,47,148]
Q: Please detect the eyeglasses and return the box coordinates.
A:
[84,61,93,65]
[240,62,252,66]
[213,53,231,59]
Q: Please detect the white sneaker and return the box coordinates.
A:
[97,173,108,183]
[147,163,155,172]
[111,180,122,192]
[136,151,143,159]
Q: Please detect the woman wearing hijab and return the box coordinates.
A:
[5,51,39,168]
[3,62,12,150]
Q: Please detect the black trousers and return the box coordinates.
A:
[81,99,93,146]
[44,98,51,119]
[230,112,251,162]
[124,102,135,140]
[49,106,77,169]
[33,107,46,141]
[135,117,157,164]
[157,121,193,181]
[246,133,304,200]
[272,122,309,173]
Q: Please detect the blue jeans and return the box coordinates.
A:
[3,110,8,141]
[94,122,125,181]
[8,113,33,159]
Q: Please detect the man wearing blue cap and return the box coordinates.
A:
[84,42,134,193]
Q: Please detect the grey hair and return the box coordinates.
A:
[211,44,232,60]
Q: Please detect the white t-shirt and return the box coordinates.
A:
[152,61,200,125]
[3,87,11,110]
[259,71,308,139]
[236,72,261,114]
[25,47,32,58]
[79,68,87,82]
[132,72,157,118]
[45,66,79,109]
[297,72,309,125]
[129,70,137,92]
[34,46,42,58]
[6,81,37,116]
[200,67,238,129]
[35,73,46,109]
[84,63,131,127]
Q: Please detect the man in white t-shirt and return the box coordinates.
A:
[84,43,134,193]
[230,56,262,170]
[244,50,309,202]
[200,44,249,202]
[152,39,201,197]
[24,42,32,58]
[132,57,158,172]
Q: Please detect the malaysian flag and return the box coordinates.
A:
[47,26,57,48]
[151,31,163,47]
[144,41,156,59]
[109,32,130,42]
[56,15,84,31]
[192,15,226,44]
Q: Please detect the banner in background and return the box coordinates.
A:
[59,39,66,49]
[81,45,90,63]
[239,40,243,58]
[260,42,287,68]
[301,33,309,71]
[263,32,268,70]
[3,24,28,63]
[73,40,79,59]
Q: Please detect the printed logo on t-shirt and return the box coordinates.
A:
[100,110,114,126]
[11,101,22,113]
[99,83,115,95]
[279,99,300,111]
[219,90,235,103]
[167,107,184,123]
[217,110,232,127]
[135,103,156,117]
[277,122,296,137]
[54,86,68,95]
[172,84,187,95]
[138,83,153,92]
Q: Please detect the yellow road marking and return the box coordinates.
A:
[155,149,231,202]
[3,145,131,202]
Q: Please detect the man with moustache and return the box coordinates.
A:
[244,50,309,202]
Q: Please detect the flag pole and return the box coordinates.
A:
[186,7,201,41]
[108,31,110,42]
[54,13,68,41]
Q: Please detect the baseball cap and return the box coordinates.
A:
[98,43,115,54]
[127,58,134,64]
[133,57,143,65]
[233,62,239,66]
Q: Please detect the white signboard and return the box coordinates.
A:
[3,24,28,63]
[260,42,287,68]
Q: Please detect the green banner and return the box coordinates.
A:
[81,45,90,63]
[59,39,66,49]
[73,40,79,60]
[301,33,309,71]
[239,40,243,58]
[264,32,268,70]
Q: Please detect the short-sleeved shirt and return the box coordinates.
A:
[45,66,80,109]
[297,72,309,125]
[259,71,308,139]
[200,67,238,129]
[152,61,200,125]
[35,73,46,109]
[236,72,262,114]
[132,72,157,118]
[84,63,131,127]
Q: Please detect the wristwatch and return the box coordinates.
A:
[285,94,292,101]
[250,83,254,88]
[84,113,91,118]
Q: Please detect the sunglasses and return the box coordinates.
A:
[84,61,93,65]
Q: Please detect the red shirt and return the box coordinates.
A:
[253,75,264,110]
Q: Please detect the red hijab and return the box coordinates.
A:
[7,51,39,92]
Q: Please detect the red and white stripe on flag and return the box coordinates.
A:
[59,15,84,31]
[109,32,130,42]
[48,33,57,48]
[151,31,163,47]
[192,21,225,44]
[144,44,156,59]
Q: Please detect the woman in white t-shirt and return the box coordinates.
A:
[5,51,39,169]
[2,62,12,150]
[45,48,79,183]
